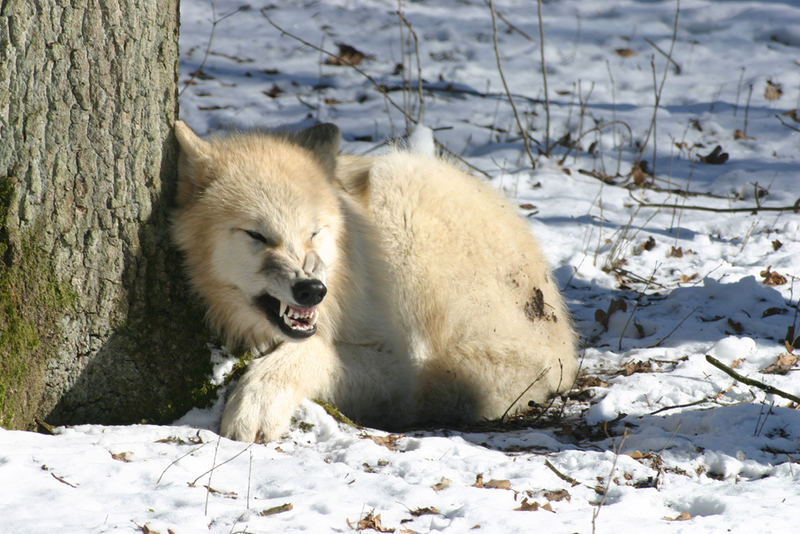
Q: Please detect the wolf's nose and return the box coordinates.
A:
[292,279,327,306]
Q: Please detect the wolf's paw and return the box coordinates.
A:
[219,385,297,443]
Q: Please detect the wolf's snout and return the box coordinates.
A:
[292,279,327,306]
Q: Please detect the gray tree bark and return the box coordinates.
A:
[0,0,215,429]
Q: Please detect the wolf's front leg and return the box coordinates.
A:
[220,337,338,442]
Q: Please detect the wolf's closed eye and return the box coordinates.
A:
[243,229,272,246]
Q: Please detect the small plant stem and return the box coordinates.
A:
[488,0,537,169]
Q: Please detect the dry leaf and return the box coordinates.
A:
[699,145,729,164]
[640,236,656,252]
[727,318,744,335]
[364,433,403,451]
[772,240,783,251]
[780,109,800,122]
[760,353,799,375]
[432,477,451,491]
[765,80,783,101]
[543,489,571,502]
[515,498,541,511]
[263,84,283,98]
[623,360,653,376]
[615,48,635,57]
[680,273,698,283]
[410,507,440,517]
[347,510,395,532]
[519,203,537,210]
[631,164,651,186]
[111,451,134,462]
[668,246,683,258]
[483,479,512,490]
[665,511,692,521]
[625,450,652,460]
[733,129,755,140]
[204,485,238,498]
[760,266,787,286]
[259,503,293,516]
[730,358,744,369]
[325,43,373,66]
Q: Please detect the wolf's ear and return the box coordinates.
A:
[295,123,341,178]
[174,120,214,206]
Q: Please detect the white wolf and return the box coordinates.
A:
[172,120,577,442]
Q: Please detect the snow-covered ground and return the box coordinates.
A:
[3,0,799,532]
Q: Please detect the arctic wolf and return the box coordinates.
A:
[173,120,577,442]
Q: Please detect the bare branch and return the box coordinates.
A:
[705,355,800,404]
[488,0,537,168]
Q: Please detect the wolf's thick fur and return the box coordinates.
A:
[173,121,577,442]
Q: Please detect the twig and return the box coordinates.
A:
[380,82,544,106]
[483,0,534,41]
[776,113,800,133]
[652,305,700,347]
[191,442,255,487]
[648,398,708,415]
[618,263,659,351]
[743,83,753,137]
[643,37,682,74]
[156,442,210,486]
[51,472,78,488]
[635,0,680,170]
[261,9,415,126]
[488,0,537,168]
[181,2,249,96]
[733,67,745,116]
[536,0,551,153]
[396,10,425,125]
[205,436,222,516]
[247,450,253,510]
[705,355,800,404]
[592,429,629,534]
[630,194,800,214]
[544,458,581,486]
[500,366,550,422]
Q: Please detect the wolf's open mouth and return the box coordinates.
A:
[255,293,319,339]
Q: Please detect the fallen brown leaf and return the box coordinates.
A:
[760,266,787,286]
[111,451,134,462]
[780,109,800,122]
[515,498,540,511]
[699,145,729,164]
[733,129,755,140]
[325,43,373,66]
[615,48,635,57]
[623,360,653,376]
[363,433,403,451]
[640,236,656,252]
[765,80,783,101]
[543,489,571,502]
[760,353,798,375]
[665,511,692,521]
[432,477,451,492]
[410,507,440,517]
[347,510,395,532]
[260,503,293,516]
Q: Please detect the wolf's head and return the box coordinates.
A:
[172,120,344,348]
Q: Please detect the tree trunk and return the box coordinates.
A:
[0,0,215,429]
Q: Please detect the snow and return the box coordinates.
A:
[3,0,800,532]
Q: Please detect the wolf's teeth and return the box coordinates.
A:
[279,301,288,317]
